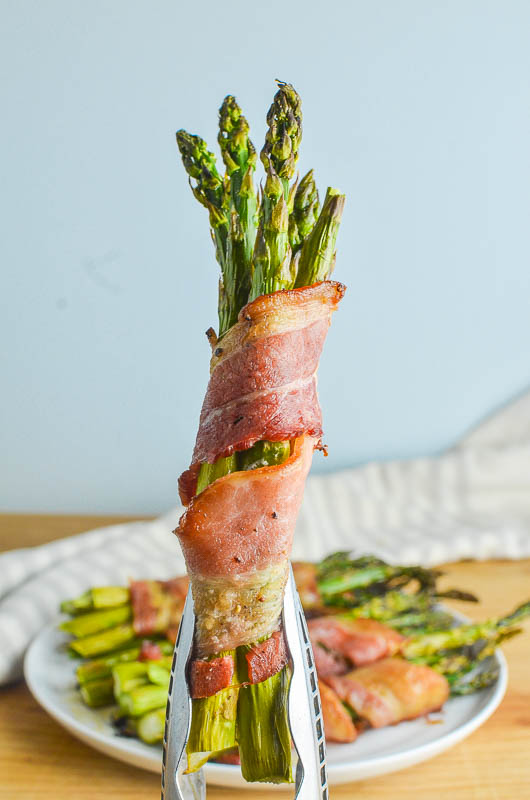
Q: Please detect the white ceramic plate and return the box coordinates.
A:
[24,621,507,789]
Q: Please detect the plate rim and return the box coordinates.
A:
[24,618,508,788]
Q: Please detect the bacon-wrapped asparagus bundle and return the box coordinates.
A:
[174,82,345,782]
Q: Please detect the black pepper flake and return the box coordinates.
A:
[244,314,252,322]
[233,555,242,563]
[271,511,277,519]
[233,415,244,425]
[214,347,223,357]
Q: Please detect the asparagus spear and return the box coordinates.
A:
[76,646,142,685]
[175,130,228,245]
[260,81,302,198]
[118,684,169,718]
[113,661,149,697]
[176,130,230,332]
[317,552,444,600]
[218,97,257,332]
[187,679,239,772]
[80,677,115,708]
[249,82,303,300]
[218,95,258,269]
[449,667,501,695]
[249,168,293,299]
[137,707,166,744]
[76,642,174,686]
[68,624,137,658]
[61,605,131,638]
[196,453,238,496]
[238,440,291,471]
[294,187,345,287]
[146,661,171,687]
[289,169,320,256]
[386,609,455,634]
[402,601,530,660]
[236,650,292,784]
[60,586,130,615]
[340,590,432,621]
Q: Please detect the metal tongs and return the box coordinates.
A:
[162,564,328,799]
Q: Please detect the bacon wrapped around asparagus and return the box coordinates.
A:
[174,82,345,782]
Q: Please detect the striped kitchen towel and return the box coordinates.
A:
[1,390,530,685]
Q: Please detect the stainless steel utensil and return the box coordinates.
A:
[161,564,328,799]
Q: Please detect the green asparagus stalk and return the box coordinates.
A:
[317,553,444,600]
[61,605,131,638]
[76,646,142,685]
[80,677,115,708]
[113,661,149,697]
[187,678,239,772]
[60,586,130,615]
[118,684,170,718]
[196,453,238,496]
[260,81,302,198]
[222,210,252,333]
[402,601,530,660]
[449,667,501,695]
[340,590,432,621]
[76,642,174,686]
[68,624,136,658]
[238,440,291,471]
[137,707,166,744]
[146,661,171,688]
[218,95,258,268]
[236,655,292,784]
[294,187,345,288]
[249,83,303,300]
[386,609,455,634]
[289,169,320,256]
[175,130,228,246]
[249,169,293,300]
[176,130,230,331]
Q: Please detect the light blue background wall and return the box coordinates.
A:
[2,1,529,514]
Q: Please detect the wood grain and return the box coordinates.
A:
[1,514,529,799]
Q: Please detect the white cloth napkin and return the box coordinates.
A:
[2,390,530,686]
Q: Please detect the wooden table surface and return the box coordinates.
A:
[1,513,529,799]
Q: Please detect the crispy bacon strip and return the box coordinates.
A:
[138,641,163,662]
[319,681,358,743]
[245,631,288,685]
[308,617,404,667]
[176,281,344,688]
[312,642,349,679]
[325,658,449,728]
[130,578,188,637]
[190,655,235,699]
[177,435,315,657]
[179,281,345,505]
